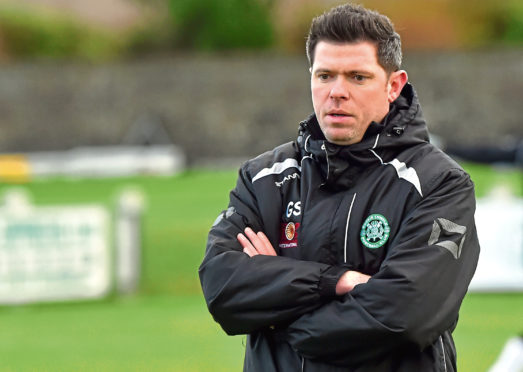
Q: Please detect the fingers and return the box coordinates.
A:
[237,227,277,257]
[244,227,275,256]
[256,231,277,256]
[243,227,268,255]
[237,233,258,257]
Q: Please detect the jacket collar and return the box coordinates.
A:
[297,83,429,189]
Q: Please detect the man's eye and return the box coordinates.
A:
[318,74,330,81]
[354,75,367,82]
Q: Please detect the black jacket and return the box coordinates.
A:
[199,84,480,371]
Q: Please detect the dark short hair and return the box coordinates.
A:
[306,3,402,73]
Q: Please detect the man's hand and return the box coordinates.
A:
[237,227,277,257]
[335,270,370,295]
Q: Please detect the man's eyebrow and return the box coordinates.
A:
[345,69,374,75]
[313,68,374,76]
[312,68,332,74]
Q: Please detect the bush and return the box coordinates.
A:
[0,5,124,61]
[431,0,523,48]
[493,1,523,45]
[168,0,274,50]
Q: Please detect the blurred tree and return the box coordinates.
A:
[0,0,521,61]
[0,4,124,61]
[273,0,328,53]
[168,0,274,50]
[272,0,523,52]
[450,0,523,47]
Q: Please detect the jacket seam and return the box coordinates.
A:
[425,167,467,195]
[440,335,447,372]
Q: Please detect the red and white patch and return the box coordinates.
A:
[279,222,300,249]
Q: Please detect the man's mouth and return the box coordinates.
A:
[327,109,352,115]
[327,111,352,118]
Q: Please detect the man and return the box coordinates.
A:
[199,3,480,371]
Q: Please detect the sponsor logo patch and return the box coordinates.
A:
[279,222,300,249]
[360,214,390,249]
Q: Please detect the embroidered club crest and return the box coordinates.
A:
[360,214,390,249]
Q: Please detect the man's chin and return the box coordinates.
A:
[324,132,359,146]
[319,124,360,145]
[328,139,356,146]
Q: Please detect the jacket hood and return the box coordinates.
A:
[297,83,430,189]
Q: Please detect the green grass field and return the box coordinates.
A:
[1,164,522,371]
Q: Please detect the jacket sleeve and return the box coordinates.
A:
[283,168,480,367]
[199,165,346,335]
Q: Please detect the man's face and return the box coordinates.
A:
[311,41,402,146]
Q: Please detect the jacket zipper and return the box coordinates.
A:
[301,356,305,372]
[320,141,329,187]
[344,193,357,263]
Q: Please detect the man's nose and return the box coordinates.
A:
[329,77,350,100]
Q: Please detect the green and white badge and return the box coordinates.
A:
[360,214,390,249]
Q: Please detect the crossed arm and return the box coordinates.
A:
[237,227,370,295]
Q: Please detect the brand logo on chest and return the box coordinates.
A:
[275,172,300,187]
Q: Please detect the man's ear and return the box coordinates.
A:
[387,70,408,103]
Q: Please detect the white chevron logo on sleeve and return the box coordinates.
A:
[428,218,467,259]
